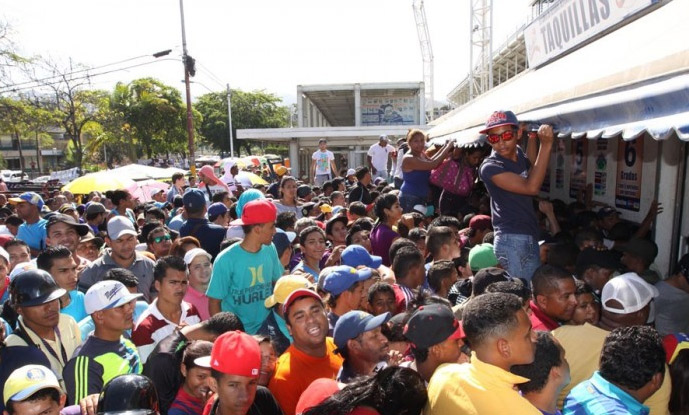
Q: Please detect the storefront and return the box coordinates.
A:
[428,0,689,274]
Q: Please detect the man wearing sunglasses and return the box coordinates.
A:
[146,226,173,259]
[478,110,554,282]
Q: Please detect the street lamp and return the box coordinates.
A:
[179,0,196,176]
[52,147,57,169]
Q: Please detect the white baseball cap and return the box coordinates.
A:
[150,189,165,198]
[346,169,356,177]
[184,248,212,266]
[84,280,143,315]
[0,246,9,265]
[107,216,137,240]
[601,272,659,314]
[9,262,37,281]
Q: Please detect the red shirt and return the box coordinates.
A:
[529,300,560,331]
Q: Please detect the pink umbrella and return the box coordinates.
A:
[129,180,170,202]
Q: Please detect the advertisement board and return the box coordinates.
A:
[361,96,418,126]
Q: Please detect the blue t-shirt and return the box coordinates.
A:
[167,214,184,232]
[206,242,283,334]
[291,261,320,282]
[62,290,87,323]
[563,371,649,415]
[16,219,47,252]
[479,147,539,238]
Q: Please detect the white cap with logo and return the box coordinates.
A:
[84,280,143,315]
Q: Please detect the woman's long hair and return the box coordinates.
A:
[670,349,689,415]
[303,367,427,415]
[374,193,398,224]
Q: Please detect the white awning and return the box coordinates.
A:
[429,0,689,145]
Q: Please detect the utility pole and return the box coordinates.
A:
[227,84,234,157]
[179,0,196,176]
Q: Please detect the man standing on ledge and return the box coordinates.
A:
[311,139,337,186]
[479,110,553,281]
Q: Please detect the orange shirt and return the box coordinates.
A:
[269,337,344,415]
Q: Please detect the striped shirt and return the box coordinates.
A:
[132,300,201,363]
[563,371,649,415]
[169,387,203,415]
[62,335,142,403]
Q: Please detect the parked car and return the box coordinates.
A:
[32,175,52,184]
[1,170,29,183]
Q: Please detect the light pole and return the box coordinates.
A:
[179,0,196,176]
[52,147,57,169]
[227,84,234,158]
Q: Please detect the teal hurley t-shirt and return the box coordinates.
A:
[206,242,282,334]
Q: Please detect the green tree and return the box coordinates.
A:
[110,78,192,159]
[195,89,289,156]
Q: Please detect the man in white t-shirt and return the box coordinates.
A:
[311,138,337,186]
[367,135,396,181]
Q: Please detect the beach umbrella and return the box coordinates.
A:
[62,171,136,194]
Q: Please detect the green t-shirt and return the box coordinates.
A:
[206,242,282,334]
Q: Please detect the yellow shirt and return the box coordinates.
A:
[552,323,670,415]
[424,354,541,415]
[5,314,82,389]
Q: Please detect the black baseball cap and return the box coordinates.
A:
[404,304,464,349]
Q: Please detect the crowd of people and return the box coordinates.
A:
[0,109,687,415]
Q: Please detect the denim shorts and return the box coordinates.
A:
[399,192,426,213]
[493,233,541,282]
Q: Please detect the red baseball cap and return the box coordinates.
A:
[230,199,277,226]
[194,331,261,378]
[282,288,323,315]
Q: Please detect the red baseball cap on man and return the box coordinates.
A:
[195,331,261,378]
[230,199,277,226]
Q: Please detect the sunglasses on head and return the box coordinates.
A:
[487,129,517,144]
[153,234,171,243]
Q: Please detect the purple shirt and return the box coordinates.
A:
[370,223,399,267]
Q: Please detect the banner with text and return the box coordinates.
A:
[615,138,643,212]
[570,139,588,199]
[524,0,656,68]
[361,96,418,126]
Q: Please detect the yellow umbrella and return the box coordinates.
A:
[62,171,137,194]
[236,172,268,186]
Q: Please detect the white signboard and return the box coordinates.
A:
[524,0,656,68]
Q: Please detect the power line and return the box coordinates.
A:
[0,58,179,94]
[0,50,175,93]
[196,62,226,88]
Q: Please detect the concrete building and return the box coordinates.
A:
[0,127,67,175]
[237,82,427,180]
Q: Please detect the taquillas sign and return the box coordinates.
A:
[524,0,656,68]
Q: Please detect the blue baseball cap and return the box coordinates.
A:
[208,202,228,217]
[322,265,372,296]
[8,192,44,211]
[479,110,519,134]
[182,188,206,210]
[334,310,391,352]
[341,245,382,269]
